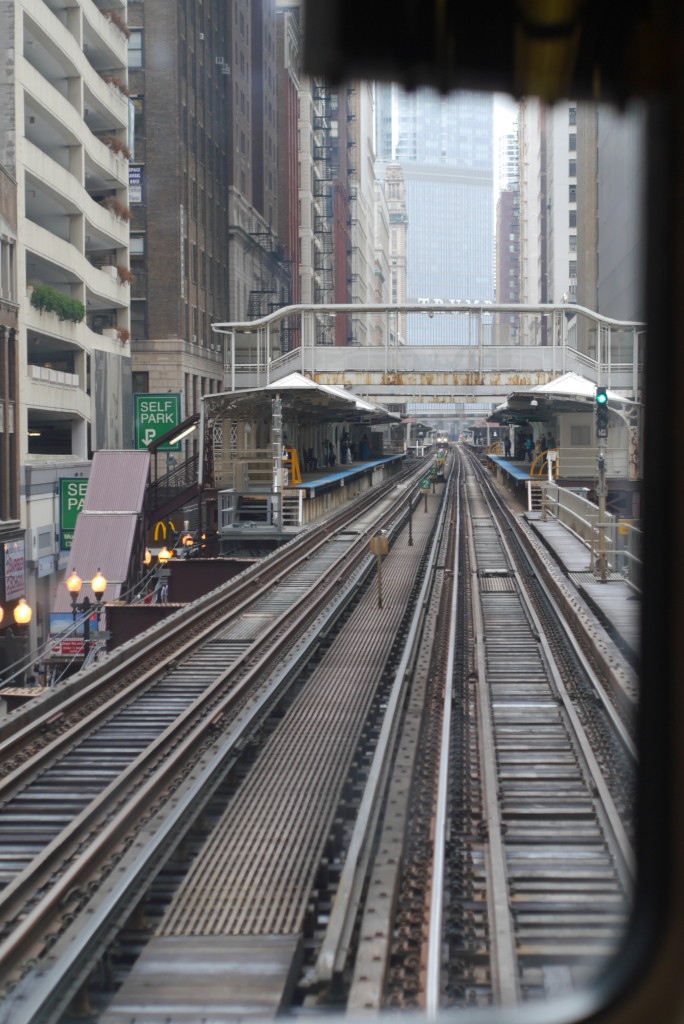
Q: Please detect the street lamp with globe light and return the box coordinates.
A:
[0,597,34,683]
[65,569,108,658]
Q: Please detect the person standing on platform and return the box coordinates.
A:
[504,436,511,458]
[360,434,371,460]
[341,431,350,464]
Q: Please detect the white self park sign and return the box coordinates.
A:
[134,394,182,450]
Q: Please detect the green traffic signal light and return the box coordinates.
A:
[596,387,609,433]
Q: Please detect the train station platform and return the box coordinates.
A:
[295,453,404,495]
[487,453,534,481]
[525,510,640,668]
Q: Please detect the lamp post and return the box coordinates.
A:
[156,547,172,602]
[0,598,33,682]
[65,569,108,659]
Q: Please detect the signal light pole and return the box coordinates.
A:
[595,387,609,581]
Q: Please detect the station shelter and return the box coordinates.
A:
[483,372,641,517]
[200,373,403,550]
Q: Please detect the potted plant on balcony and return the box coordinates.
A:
[99,135,132,160]
[102,10,131,38]
[30,285,86,324]
[100,73,130,97]
[99,197,132,222]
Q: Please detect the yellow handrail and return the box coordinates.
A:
[530,448,559,477]
[283,446,302,485]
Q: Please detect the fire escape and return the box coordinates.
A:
[246,233,292,323]
[313,82,335,307]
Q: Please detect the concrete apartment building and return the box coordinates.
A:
[0,0,133,650]
[0,164,19,535]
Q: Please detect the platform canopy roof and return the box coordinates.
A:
[490,372,639,424]
[202,372,399,425]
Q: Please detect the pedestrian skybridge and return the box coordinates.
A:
[211,303,645,406]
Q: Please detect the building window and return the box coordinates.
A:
[128,29,143,68]
[132,370,149,393]
[569,105,577,125]
[130,301,146,342]
[570,425,590,446]
[132,96,144,138]
[569,234,577,252]
[569,210,577,227]
[0,237,16,301]
[569,158,577,176]
[569,259,577,277]
[569,183,577,202]
[130,234,145,257]
[569,133,577,151]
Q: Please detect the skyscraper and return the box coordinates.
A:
[377,86,494,345]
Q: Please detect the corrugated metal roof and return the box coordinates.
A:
[263,373,382,414]
[53,514,140,612]
[203,373,399,424]
[82,450,150,512]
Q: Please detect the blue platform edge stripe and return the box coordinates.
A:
[486,454,532,480]
[297,454,404,489]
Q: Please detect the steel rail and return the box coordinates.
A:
[0,460,423,763]
[453,447,634,1005]
[0,463,431,1007]
[313,469,454,984]
[426,458,462,1016]
[470,451,637,759]
[464,469,521,1006]
[469,455,636,882]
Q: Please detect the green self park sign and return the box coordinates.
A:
[134,393,182,451]
[60,478,89,550]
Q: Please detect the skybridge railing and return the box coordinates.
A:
[211,302,645,400]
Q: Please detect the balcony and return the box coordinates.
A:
[24,221,128,309]
[25,146,128,249]
[22,65,128,190]
[81,1,129,73]
[26,348,89,421]
[23,0,128,109]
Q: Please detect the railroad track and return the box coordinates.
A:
[0,447,638,1020]
[432,448,636,1007]
[0,457,449,1023]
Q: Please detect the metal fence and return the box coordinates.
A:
[536,481,642,590]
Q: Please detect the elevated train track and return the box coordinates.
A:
[0,450,637,1022]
